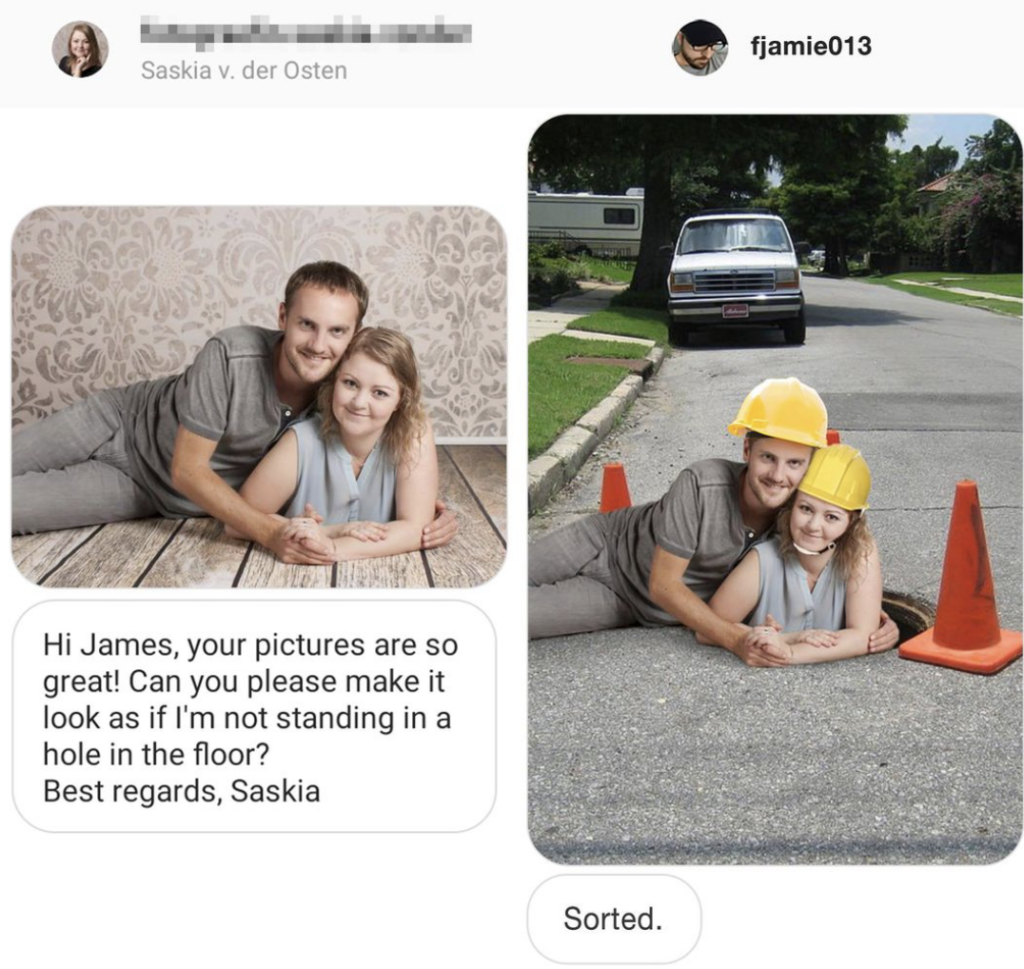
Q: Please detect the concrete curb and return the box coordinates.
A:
[528,346,666,514]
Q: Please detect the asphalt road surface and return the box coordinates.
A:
[529,275,1022,864]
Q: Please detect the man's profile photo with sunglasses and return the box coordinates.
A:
[673,19,728,75]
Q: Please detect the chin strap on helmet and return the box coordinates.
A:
[792,540,837,556]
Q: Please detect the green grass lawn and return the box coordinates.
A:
[877,271,1022,298]
[574,256,635,284]
[529,334,650,458]
[866,275,1022,317]
[566,307,669,346]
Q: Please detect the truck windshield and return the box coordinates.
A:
[678,219,791,254]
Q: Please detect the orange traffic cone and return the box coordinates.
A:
[899,480,1022,674]
[599,462,632,513]
[826,428,841,445]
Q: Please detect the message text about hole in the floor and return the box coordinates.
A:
[13,600,495,832]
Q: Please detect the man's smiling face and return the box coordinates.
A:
[742,436,813,512]
[277,284,360,388]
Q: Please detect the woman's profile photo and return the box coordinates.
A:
[673,19,728,76]
[54,22,107,78]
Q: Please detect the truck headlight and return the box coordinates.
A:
[669,272,693,293]
[776,269,800,288]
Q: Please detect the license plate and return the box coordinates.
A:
[722,303,749,319]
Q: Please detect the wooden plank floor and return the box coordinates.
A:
[13,445,506,590]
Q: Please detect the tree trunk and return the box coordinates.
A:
[631,126,677,292]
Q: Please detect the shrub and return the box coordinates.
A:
[528,258,585,304]
[540,239,568,259]
[938,170,1023,273]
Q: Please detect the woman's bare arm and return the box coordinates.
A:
[698,548,788,666]
[298,422,439,562]
[767,542,884,665]
[213,429,331,563]
[235,429,300,521]
[704,548,761,638]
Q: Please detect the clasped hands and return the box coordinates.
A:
[740,611,899,667]
[741,617,839,667]
[272,504,385,565]
[267,500,459,564]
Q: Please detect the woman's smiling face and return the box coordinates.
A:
[70,30,92,60]
[332,352,402,440]
[790,492,852,552]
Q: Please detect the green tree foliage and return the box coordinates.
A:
[914,140,960,184]
[939,120,1022,272]
[529,116,905,287]
[872,139,958,256]
[530,116,779,290]
[773,116,907,275]
[938,170,1022,272]
[530,116,643,196]
[963,118,1021,174]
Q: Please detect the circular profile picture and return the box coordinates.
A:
[672,19,728,75]
[53,21,108,78]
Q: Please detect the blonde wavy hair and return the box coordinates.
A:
[776,498,875,582]
[317,328,426,464]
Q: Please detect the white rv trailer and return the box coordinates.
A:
[528,192,644,257]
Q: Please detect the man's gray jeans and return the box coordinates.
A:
[12,389,158,535]
[528,513,637,639]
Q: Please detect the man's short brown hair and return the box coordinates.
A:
[283,261,370,327]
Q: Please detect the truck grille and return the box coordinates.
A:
[694,270,775,294]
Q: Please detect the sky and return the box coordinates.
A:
[892,114,1005,167]
[760,114,1006,186]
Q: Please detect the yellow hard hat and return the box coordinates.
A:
[727,377,828,448]
[798,444,871,511]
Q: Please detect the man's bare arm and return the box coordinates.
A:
[648,545,752,657]
[422,499,457,549]
[868,611,899,652]
[169,426,332,565]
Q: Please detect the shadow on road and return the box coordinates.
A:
[677,304,934,351]
[807,303,935,328]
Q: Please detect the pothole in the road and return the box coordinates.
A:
[882,591,936,641]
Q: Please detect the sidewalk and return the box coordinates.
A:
[528,281,632,342]
[892,279,1023,304]
[528,282,665,512]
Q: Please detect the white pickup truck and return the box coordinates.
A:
[665,211,805,346]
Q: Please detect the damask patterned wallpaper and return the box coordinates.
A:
[11,206,507,442]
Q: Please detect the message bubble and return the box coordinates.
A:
[528,875,701,964]
[13,600,495,832]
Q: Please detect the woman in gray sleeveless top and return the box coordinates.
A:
[705,445,884,666]
[238,328,438,562]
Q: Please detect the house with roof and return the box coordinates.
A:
[915,172,956,217]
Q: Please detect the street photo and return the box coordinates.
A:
[12,205,507,589]
[527,114,1023,863]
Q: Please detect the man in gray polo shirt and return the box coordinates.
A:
[12,261,455,563]
[529,378,896,662]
